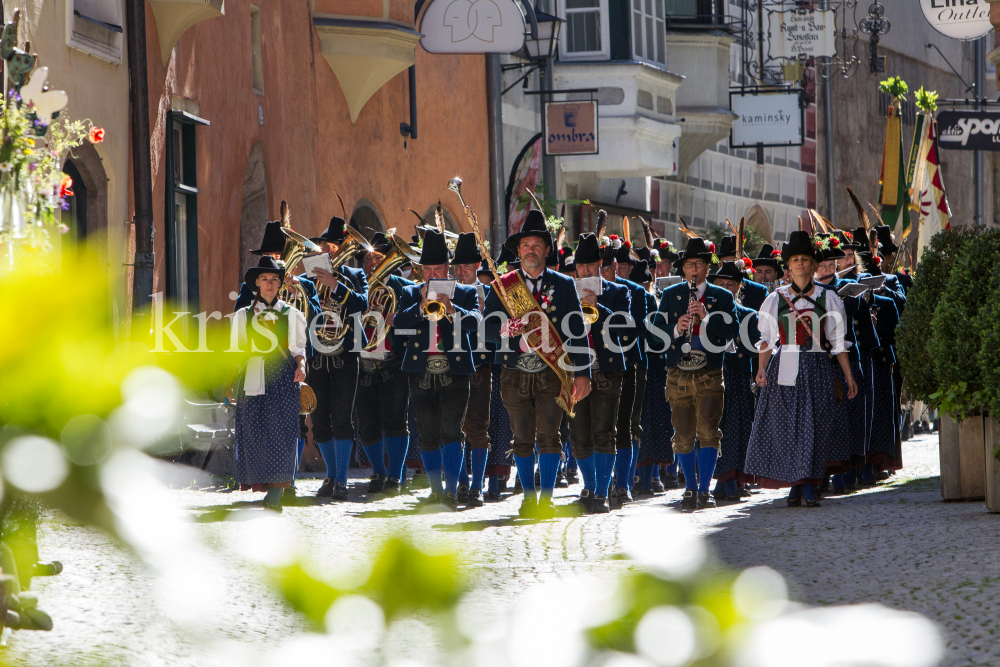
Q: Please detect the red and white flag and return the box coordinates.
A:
[912,116,952,260]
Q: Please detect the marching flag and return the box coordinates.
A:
[879,104,910,236]
[913,114,952,261]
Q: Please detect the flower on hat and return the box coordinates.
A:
[708,242,716,253]
[843,231,854,241]
[771,249,781,258]
[735,258,745,270]
[623,241,631,248]
[830,237,840,248]
[744,257,754,270]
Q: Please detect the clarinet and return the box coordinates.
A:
[680,278,698,360]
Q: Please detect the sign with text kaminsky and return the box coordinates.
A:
[420,0,526,53]
[920,0,991,40]
[545,101,599,156]
[767,9,836,59]
[937,110,1000,150]
[730,91,803,148]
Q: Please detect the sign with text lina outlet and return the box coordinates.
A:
[730,91,803,148]
[420,0,527,54]
[545,101,599,156]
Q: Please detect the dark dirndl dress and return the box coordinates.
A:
[234,356,301,489]
[866,356,902,470]
[714,359,755,484]
[405,399,423,465]
[486,364,514,475]
[838,358,868,464]
[744,350,851,488]
[638,353,673,466]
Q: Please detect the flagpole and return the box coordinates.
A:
[974,36,985,227]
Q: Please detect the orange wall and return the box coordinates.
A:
[144,0,491,314]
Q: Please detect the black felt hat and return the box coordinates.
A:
[311,216,348,244]
[250,220,286,255]
[504,209,552,253]
[833,229,863,251]
[418,229,454,265]
[875,225,898,254]
[636,247,651,263]
[557,246,574,272]
[852,227,872,251]
[601,246,616,268]
[718,235,738,258]
[781,231,818,264]
[652,238,679,262]
[546,244,559,267]
[477,257,494,278]
[752,243,784,278]
[816,233,846,261]
[708,261,745,284]
[368,232,393,255]
[615,244,636,265]
[244,255,286,287]
[674,237,715,269]
[628,259,652,284]
[453,232,482,265]
[574,233,602,265]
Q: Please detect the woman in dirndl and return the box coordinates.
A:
[744,231,858,507]
[231,256,307,512]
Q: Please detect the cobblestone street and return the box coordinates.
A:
[7,432,1000,667]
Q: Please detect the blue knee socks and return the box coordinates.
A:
[514,455,536,494]
[317,439,338,481]
[296,439,305,477]
[470,449,488,492]
[666,462,677,475]
[697,447,718,494]
[676,451,698,491]
[832,474,846,491]
[442,441,464,496]
[333,439,353,485]
[788,484,802,500]
[538,453,560,499]
[577,454,597,492]
[566,445,578,473]
[613,448,633,490]
[651,464,660,481]
[640,465,653,491]
[420,449,444,495]
[629,441,640,490]
[384,435,409,483]
[803,483,819,502]
[595,452,615,497]
[488,475,498,496]
[363,440,387,478]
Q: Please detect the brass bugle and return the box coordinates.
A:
[423,299,452,322]
[581,304,599,324]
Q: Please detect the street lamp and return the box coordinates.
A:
[501,6,564,94]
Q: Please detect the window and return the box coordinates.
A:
[632,0,666,66]
[559,0,609,60]
[664,0,726,25]
[250,6,264,93]
[68,0,124,63]
[165,109,210,311]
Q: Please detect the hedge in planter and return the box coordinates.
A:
[926,228,1000,418]
[898,228,979,403]
[978,247,1000,417]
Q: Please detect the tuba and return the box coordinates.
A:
[277,228,323,314]
[362,234,421,351]
[314,226,372,346]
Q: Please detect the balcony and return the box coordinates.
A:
[552,61,683,178]
[149,0,225,65]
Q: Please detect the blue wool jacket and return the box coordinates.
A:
[727,304,760,376]
[740,279,769,311]
[589,278,631,373]
[654,281,740,370]
[870,294,899,366]
[470,282,494,369]
[615,276,648,369]
[484,268,592,378]
[394,282,481,375]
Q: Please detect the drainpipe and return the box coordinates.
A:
[487,54,506,250]
[823,59,835,225]
[126,0,155,314]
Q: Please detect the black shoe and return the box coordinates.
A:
[513,476,523,494]
[805,499,821,508]
[417,492,444,506]
[519,495,538,518]
[556,472,569,488]
[458,485,470,502]
[466,489,484,507]
[442,492,460,511]
[590,494,610,513]
[317,478,334,498]
[332,482,349,501]
[712,487,727,502]
[611,486,632,507]
[679,489,697,511]
[497,476,509,493]
[577,488,594,513]
[566,470,580,484]
[662,474,679,489]
[651,479,665,493]
[739,487,752,498]
[725,494,742,503]
[697,492,717,509]
[787,497,802,507]
[875,470,890,481]
[536,497,556,519]
[383,479,401,496]
[486,490,501,501]
[368,474,385,494]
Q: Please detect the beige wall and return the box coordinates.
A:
[8,0,131,321]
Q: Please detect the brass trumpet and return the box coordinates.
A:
[581,304,599,324]
[362,234,421,351]
[314,225,372,345]
[423,299,452,322]
[277,228,323,313]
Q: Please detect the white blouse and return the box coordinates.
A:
[232,300,307,395]
[756,285,849,386]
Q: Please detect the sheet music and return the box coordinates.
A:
[574,276,603,297]
[476,283,486,306]
[301,253,334,278]
[427,279,457,299]
[656,276,683,291]
[837,282,871,298]
[859,275,886,290]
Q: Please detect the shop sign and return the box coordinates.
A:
[767,9,837,59]
[920,0,991,40]
[544,101,599,156]
[937,110,1000,150]
[729,90,803,148]
[420,0,526,53]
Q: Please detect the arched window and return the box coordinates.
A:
[350,199,385,240]
[420,204,459,234]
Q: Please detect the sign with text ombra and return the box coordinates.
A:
[767,9,836,60]
[937,111,1000,151]
[920,0,991,41]
[420,0,526,54]
[545,101,599,156]
[730,91,802,148]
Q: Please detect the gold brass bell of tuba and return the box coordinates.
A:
[277,227,323,314]
[362,234,421,351]
[314,225,372,345]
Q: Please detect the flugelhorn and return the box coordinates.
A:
[277,227,323,314]
[314,225,372,345]
[362,234,421,351]
[581,303,599,324]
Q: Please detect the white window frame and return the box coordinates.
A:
[630,0,667,67]
[557,0,611,62]
[66,0,124,64]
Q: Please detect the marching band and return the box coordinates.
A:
[228,184,909,515]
